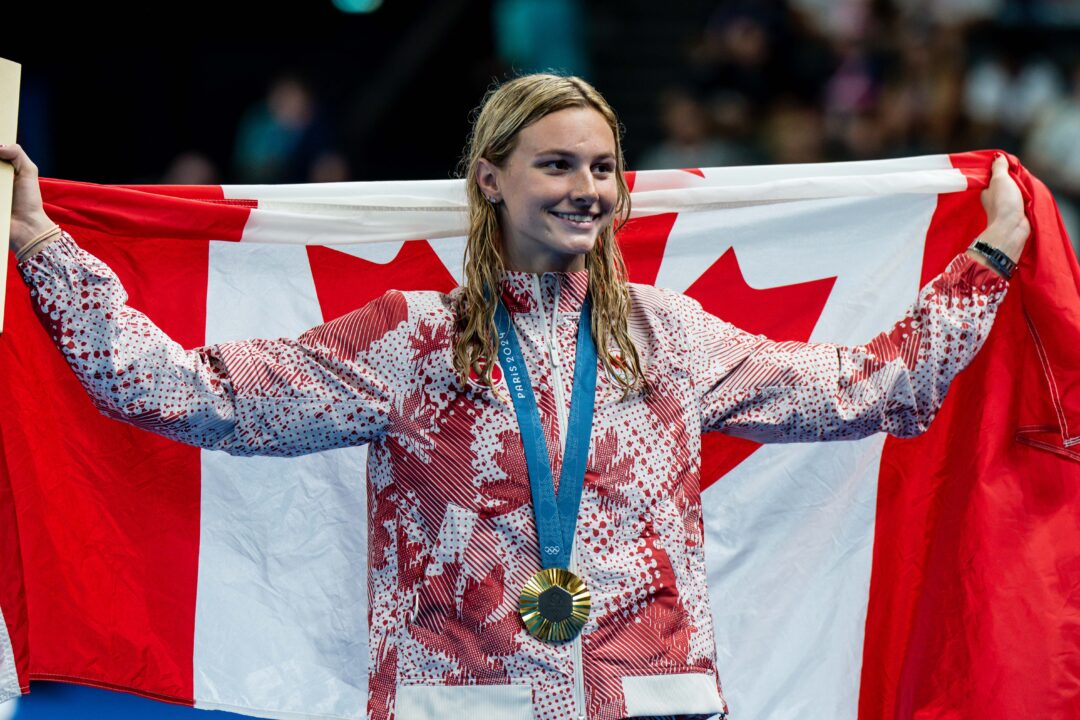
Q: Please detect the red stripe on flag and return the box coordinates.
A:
[39,178,249,244]
[0,259,33,693]
[617,213,677,285]
[0,182,251,704]
[861,151,1080,718]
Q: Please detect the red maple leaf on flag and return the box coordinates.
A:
[616,215,837,491]
[308,239,458,323]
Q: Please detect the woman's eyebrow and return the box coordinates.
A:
[534,149,616,161]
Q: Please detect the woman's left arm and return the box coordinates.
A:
[686,154,1029,443]
[685,251,1008,442]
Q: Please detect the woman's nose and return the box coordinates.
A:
[572,170,598,204]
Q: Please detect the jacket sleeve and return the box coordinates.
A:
[680,251,1010,442]
[17,228,414,457]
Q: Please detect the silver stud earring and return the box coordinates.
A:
[486,196,500,205]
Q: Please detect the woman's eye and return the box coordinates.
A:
[540,160,613,173]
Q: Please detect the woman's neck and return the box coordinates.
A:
[500,250,587,274]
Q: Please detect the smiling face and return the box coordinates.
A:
[475,106,618,273]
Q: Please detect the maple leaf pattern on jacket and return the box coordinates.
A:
[409,562,522,683]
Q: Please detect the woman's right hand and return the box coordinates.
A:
[980,153,1030,263]
[1,143,58,255]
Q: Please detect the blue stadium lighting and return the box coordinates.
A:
[332,0,383,13]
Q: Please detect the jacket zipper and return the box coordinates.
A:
[532,275,587,720]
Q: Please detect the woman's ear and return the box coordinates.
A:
[475,157,501,203]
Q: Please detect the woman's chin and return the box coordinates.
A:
[557,233,599,255]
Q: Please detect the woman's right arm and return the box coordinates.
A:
[17,228,415,457]
[3,144,415,457]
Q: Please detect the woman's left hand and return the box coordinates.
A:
[978,153,1030,264]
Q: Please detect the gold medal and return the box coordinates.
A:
[518,567,590,642]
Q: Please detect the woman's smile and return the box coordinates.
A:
[548,209,601,229]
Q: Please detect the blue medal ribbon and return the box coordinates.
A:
[494,292,597,571]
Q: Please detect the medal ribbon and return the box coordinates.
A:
[494,292,597,571]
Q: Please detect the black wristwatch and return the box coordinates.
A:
[969,240,1017,280]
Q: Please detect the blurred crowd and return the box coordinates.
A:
[628,0,1080,247]
[17,0,1080,251]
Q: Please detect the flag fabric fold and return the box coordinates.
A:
[1,150,1078,719]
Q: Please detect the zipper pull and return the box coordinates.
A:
[548,338,561,369]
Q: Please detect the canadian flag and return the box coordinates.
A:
[1,151,1078,719]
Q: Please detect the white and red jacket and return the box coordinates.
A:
[18,229,1009,720]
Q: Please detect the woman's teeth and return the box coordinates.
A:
[550,211,595,224]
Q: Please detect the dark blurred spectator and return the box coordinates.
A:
[309,151,352,184]
[824,40,880,120]
[892,0,1004,27]
[787,0,875,40]
[842,109,890,159]
[822,38,885,158]
[233,71,342,184]
[690,2,831,113]
[963,49,1064,149]
[162,152,221,186]
[1026,0,1080,25]
[763,102,827,164]
[635,87,760,170]
[875,24,966,155]
[1023,60,1080,253]
[1023,60,1080,197]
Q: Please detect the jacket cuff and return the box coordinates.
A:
[944,250,1010,292]
[16,229,81,277]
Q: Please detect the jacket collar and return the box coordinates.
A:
[498,268,590,317]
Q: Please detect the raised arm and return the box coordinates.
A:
[682,153,1028,443]
[680,251,1009,442]
[17,228,415,457]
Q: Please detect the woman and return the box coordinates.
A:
[2,74,1029,720]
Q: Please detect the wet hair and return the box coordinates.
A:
[453,73,651,401]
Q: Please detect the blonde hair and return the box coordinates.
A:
[453,73,651,402]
